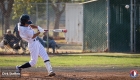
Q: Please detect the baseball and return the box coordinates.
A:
[125,5,129,9]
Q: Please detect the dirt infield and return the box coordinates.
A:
[0,67,140,80]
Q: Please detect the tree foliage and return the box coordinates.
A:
[12,0,86,19]
[12,0,46,19]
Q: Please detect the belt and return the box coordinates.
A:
[33,38,39,41]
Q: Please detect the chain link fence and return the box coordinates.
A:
[0,2,80,54]
[83,0,107,52]
[0,0,140,54]
[110,0,140,52]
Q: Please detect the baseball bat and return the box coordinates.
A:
[29,25,67,33]
[30,24,67,33]
[44,29,67,33]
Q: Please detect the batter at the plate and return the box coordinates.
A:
[16,14,55,77]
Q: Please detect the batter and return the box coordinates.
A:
[16,14,55,77]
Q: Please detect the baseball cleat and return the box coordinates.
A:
[48,72,56,77]
[16,65,21,73]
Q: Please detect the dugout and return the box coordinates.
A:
[65,0,140,52]
[110,0,140,52]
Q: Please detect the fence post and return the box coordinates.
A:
[130,0,134,52]
[107,0,110,51]
[36,2,38,25]
[133,0,136,52]
[46,0,50,52]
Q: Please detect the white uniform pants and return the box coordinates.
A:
[28,40,49,66]
[28,40,53,73]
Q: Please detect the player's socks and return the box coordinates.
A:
[19,62,31,68]
[44,60,53,73]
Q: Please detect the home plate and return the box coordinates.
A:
[22,73,30,77]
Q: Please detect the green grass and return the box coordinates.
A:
[0,54,140,67]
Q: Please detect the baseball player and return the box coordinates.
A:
[16,14,55,77]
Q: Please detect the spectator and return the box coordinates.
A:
[13,23,21,40]
[42,32,60,53]
[37,36,45,47]
[4,29,20,50]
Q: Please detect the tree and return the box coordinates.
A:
[12,0,45,19]
[49,0,86,37]
[0,0,14,33]
[50,0,69,37]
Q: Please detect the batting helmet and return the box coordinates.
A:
[20,14,32,25]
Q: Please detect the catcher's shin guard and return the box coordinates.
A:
[44,60,53,74]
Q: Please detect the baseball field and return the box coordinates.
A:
[0,53,140,80]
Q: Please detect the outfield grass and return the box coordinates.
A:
[0,54,140,67]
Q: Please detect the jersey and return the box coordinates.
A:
[18,24,35,43]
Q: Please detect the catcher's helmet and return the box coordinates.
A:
[20,14,31,25]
